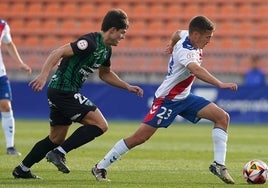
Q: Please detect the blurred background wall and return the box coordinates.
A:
[1,0,268,123]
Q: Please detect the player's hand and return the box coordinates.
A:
[219,83,238,91]
[128,85,143,97]
[29,75,47,92]
[19,63,32,75]
[164,42,173,54]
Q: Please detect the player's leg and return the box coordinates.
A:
[59,108,108,152]
[198,102,229,131]
[44,90,106,172]
[97,122,157,168]
[124,122,158,148]
[0,99,20,155]
[46,108,107,173]
[197,102,229,165]
[12,125,70,179]
[51,108,107,154]
[0,76,20,155]
[197,102,234,184]
[92,123,157,181]
[92,97,176,181]
[13,88,72,179]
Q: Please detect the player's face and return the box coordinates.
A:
[107,28,127,46]
[195,30,213,49]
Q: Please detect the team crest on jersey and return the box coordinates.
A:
[77,39,88,50]
[157,119,162,125]
[186,52,196,59]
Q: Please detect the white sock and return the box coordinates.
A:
[212,128,228,166]
[56,146,66,155]
[97,139,129,169]
[1,111,15,148]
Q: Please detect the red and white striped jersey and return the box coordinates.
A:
[155,30,202,100]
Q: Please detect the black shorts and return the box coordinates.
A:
[47,88,97,126]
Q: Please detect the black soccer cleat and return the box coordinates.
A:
[12,166,42,179]
[46,149,70,173]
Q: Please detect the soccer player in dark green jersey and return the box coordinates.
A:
[12,9,143,179]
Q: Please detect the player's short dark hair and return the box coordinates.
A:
[101,9,129,32]
[189,15,215,34]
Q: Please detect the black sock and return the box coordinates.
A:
[22,136,58,168]
[60,125,103,153]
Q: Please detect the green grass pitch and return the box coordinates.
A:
[0,120,267,187]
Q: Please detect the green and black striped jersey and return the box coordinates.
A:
[48,32,111,92]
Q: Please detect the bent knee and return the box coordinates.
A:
[221,112,230,125]
[97,122,109,132]
[225,112,230,122]
[215,112,230,130]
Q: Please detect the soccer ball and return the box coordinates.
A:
[243,159,268,184]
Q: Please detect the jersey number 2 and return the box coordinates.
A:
[74,93,88,104]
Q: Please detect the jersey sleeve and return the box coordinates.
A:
[70,33,111,67]
[173,47,200,69]
[70,35,96,56]
[1,21,12,44]
[183,50,200,67]
[179,30,188,39]
[173,32,200,68]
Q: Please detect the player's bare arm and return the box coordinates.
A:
[165,30,181,54]
[29,43,74,92]
[4,42,32,74]
[99,66,143,97]
[187,62,238,91]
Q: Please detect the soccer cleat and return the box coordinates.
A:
[12,166,42,179]
[45,150,70,173]
[7,147,21,156]
[209,161,235,184]
[91,165,110,182]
